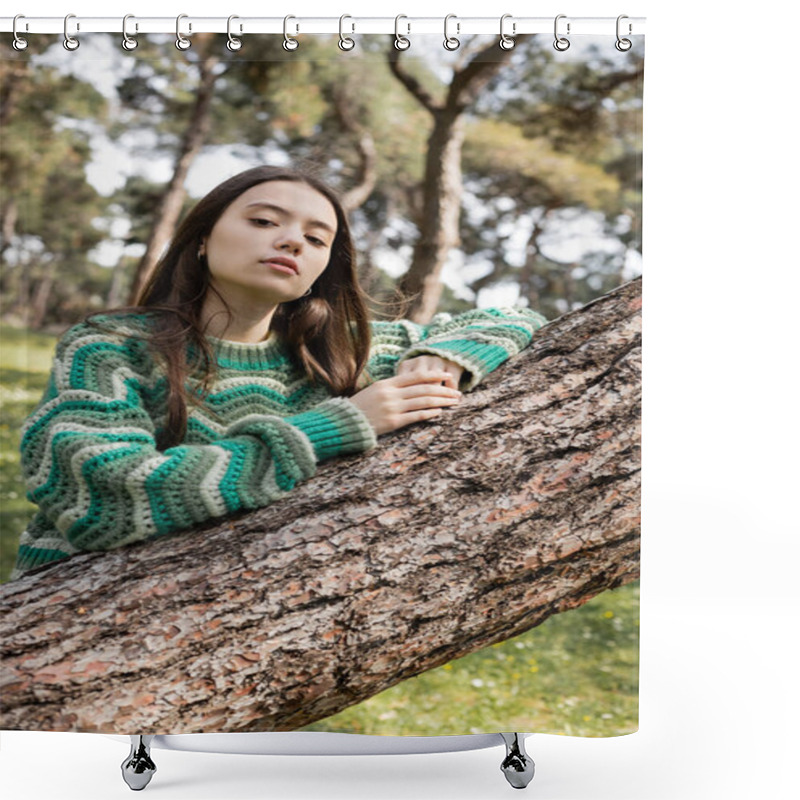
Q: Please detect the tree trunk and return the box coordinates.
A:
[0,278,641,734]
[28,261,56,330]
[127,49,220,304]
[399,112,465,323]
[0,197,18,256]
[390,37,531,323]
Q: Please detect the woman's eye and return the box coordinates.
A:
[251,218,275,227]
[306,236,327,247]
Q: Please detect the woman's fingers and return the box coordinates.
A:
[396,356,464,389]
[399,393,461,412]
[392,369,455,388]
[348,373,463,435]
[397,380,461,398]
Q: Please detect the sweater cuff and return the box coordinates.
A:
[287,398,377,461]
[398,340,512,391]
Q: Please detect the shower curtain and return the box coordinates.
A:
[0,25,642,742]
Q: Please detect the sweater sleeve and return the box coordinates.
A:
[366,306,548,390]
[19,321,376,555]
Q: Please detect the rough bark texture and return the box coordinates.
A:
[0,278,641,734]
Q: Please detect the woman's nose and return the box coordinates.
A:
[277,230,303,254]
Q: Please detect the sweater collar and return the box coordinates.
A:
[204,332,288,370]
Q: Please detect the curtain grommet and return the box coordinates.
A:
[394,15,411,50]
[121,14,138,51]
[553,14,570,52]
[175,14,191,50]
[63,13,80,51]
[12,14,28,51]
[283,15,299,51]
[226,15,243,51]
[615,15,633,51]
[443,14,460,51]
[338,14,355,51]
[499,14,516,51]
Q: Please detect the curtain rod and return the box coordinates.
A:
[0,16,646,37]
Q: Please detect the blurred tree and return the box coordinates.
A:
[459,39,644,316]
[1,45,109,328]
[386,35,532,323]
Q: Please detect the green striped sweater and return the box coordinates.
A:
[11,306,546,579]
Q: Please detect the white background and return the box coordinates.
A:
[2,1,798,799]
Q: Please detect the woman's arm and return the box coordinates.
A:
[367,306,548,391]
[20,323,376,556]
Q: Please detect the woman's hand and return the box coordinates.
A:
[396,355,465,390]
[349,371,462,436]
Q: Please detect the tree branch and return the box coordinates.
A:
[448,34,532,111]
[0,278,641,734]
[331,88,379,212]
[386,48,440,116]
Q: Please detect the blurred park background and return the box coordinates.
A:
[0,32,642,735]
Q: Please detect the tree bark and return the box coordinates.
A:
[0,278,641,734]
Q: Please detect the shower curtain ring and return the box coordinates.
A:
[394,15,410,50]
[175,14,191,50]
[338,15,355,50]
[553,14,570,51]
[283,15,299,51]
[12,15,28,51]
[63,14,80,51]
[121,15,138,51]
[444,14,460,51]
[227,15,243,51]
[615,15,633,51]
[499,14,516,50]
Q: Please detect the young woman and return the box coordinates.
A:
[11,166,547,580]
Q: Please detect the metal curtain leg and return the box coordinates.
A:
[499,732,535,789]
[121,735,157,791]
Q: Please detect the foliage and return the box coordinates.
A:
[3,33,642,326]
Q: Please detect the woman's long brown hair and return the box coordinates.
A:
[87,166,372,450]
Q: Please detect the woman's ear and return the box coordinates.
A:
[197,239,206,258]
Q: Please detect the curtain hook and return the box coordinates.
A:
[394,15,410,50]
[175,14,191,50]
[553,14,570,51]
[283,15,299,51]
[121,15,138,51]
[499,14,516,51]
[12,14,28,51]
[227,15,243,51]
[444,14,460,51]
[615,15,632,51]
[63,13,80,51]
[339,14,355,51]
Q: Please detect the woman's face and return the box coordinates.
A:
[201,180,338,307]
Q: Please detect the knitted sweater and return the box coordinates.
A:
[11,306,547,579]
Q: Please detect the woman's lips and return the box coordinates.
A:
[261,258,298,275]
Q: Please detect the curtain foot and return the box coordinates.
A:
[499,732,535,789]
[121,735,157,791]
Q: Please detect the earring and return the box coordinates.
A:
[302,287,312,297]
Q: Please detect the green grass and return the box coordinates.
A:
[0,323,639,736]
[0,323,59,582]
